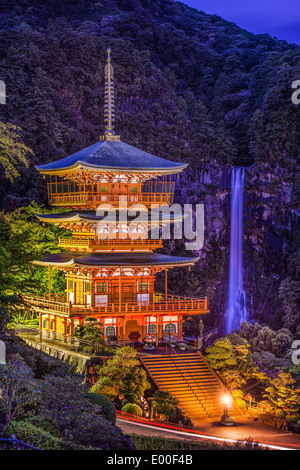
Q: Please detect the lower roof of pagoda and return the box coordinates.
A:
[32,252,199,268]
[36,210,184,225]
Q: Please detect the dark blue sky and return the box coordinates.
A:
[182,0,300,45]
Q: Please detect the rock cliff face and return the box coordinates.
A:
[172,159,298,332]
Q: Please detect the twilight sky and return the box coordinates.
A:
[182,0,300,45]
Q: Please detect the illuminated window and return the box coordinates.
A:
[101,186,108,192]
[86,282,91,292]
[148,324,156,334]
[139,281,148,292]
[97,283,106,293]
[69,280,74,289]
[164,323,176,333]
[131,187,138,193]
[105,326,115,337]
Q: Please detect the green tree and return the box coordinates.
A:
[152,390,179,420]
[121,365,150,404]
[92,347,150,402]
[0,203,68,307]
[206,335,267,389]
[205,338,237,371]
[73,320,106,354]
[263,371,300,413]
[0,121,31,182]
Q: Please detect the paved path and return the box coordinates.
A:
[117,416,300,450]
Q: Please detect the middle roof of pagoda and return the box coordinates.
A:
[35,210,185,225]
[35,140,188,175]
[32,251,199,268]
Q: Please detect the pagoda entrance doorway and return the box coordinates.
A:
[125,319,142,342]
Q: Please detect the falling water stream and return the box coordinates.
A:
[224,167,248,334]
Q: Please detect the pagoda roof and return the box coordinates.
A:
[35,210,185,224]
[36,140,188,174]
[32,252,198,268]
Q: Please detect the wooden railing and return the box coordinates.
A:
[58,237,163,250]
[49,192,173,207]
[22,294,208,317]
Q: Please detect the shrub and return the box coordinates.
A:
[275,409,286,418]
[121,403,143,417]
[28,416,61,438]
[235,398,247,409]
[286,414,300,423]
[232,389,244,400]
[130,434,265,450]
[4,421,92,450]
[86,393,116,424]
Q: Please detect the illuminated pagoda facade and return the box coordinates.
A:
[27,49,208,345]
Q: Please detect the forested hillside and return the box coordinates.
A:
[0,0,299,333]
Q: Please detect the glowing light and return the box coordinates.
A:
[222,394,231,406]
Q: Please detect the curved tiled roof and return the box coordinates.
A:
[33,252,198,268]
[35,210,185,224]
[36,140,187,173]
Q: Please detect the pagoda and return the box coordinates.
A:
[26,49,208,346]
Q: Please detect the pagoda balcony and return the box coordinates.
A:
[22,294,208,317]
[58,237,163,251]
[48,191,173,208]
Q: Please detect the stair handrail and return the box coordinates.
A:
[169,347,210,416]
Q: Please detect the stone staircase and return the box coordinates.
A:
[140,352,228,422]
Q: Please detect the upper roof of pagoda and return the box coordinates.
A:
[35,139,188,176]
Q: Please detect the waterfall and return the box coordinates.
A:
[224,167,248,334]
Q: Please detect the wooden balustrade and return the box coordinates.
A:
[58,237,163,250]
[49,191,173,207]
[22,294,208,317]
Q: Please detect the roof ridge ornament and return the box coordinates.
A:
[101,48,120,141]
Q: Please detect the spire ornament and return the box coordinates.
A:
[101,48,120,141]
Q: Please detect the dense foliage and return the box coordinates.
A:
[130,434,266,450]
[0,336,132,449]
[205,325,300,418]
[0,0,299,329]
[91,346,150,403]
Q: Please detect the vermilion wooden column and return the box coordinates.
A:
[119,267,122,305]
[165,269,168,299]
[48,265,52,300]
[123,316,126,343]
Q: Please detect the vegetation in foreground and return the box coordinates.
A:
[130,434,267,451]
[204,324,300,427]
[0,334,133,450]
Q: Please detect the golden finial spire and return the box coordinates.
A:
[100,48,120,141]
[104,48,115,135]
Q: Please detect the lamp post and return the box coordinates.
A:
[220,393,232,425]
